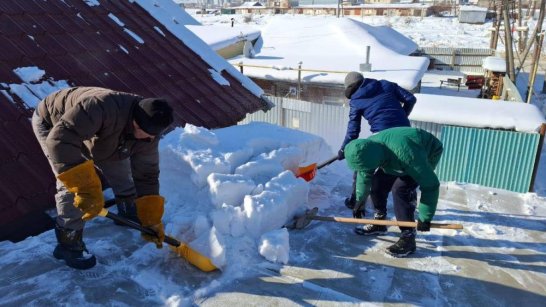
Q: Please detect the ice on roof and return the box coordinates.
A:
[13,66,45,83]
[84,0,100,6]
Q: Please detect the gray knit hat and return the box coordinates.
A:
[344,71,364,99]
[344,71,364,89]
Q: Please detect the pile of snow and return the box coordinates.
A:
[227,15,429,90]
[158,122,332,268]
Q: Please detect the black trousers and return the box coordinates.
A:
[351,169,418,231]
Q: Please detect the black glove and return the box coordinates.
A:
[337,149,345,160]
[352,200,365,218]
[417,220,431,232]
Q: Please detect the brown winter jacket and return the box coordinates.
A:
[37,87,161,196]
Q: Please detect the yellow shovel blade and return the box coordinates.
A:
[171,244,218,272]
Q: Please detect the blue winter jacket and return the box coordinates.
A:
[340,78,416,150]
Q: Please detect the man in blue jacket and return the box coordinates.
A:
[338,71,416,236]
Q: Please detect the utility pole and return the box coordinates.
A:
[503,0,516,82]
[526,0,546,99]
[491,1,501,50]
[527,32,545,102]
[518,0,524,52]
[516,0,546,73]
[529,0,537,19]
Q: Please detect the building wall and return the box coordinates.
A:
[298,6,432,16]
[366,0,401,3]
[251,77,421,104]
[252,78,347,104]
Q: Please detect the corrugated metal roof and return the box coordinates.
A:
[0,93,56,241]
[0,0,269,241]
[0,0,268,127]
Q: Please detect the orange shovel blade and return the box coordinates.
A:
[295,163,317,182]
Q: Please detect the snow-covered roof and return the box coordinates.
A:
[187,25,261,51]
[482,56,507,72]
[228,15,429,90]
[297,3,431,9]
[411,94,545,133]
[459,5,488,12]
[234,1,265,8]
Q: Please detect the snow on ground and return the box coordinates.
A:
[352,15,495,49]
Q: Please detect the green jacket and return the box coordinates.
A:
[344,127,443,222]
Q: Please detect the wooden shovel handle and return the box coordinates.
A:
[310,215,463,230]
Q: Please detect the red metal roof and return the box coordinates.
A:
[0,0,268,241]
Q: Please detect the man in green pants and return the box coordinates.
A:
[344,127,443,257]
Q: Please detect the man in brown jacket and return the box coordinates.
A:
[32,87,174,270]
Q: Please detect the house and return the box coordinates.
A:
[459,5,488,24]
[0,0,271,242]
[229,15,429,104]
[294,3,433,17]
[233,1,274,14]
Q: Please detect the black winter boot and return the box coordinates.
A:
[53,224,96,270]
[344,195,356,210]
[386,230,416,257]
[354,213,387,236]
[115,200,141,225]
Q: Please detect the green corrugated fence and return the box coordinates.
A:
[436,126,540,193]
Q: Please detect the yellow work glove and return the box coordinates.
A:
[57,160,104,221]
[136,195,165,249]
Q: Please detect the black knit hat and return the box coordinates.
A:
[133,98,174,135]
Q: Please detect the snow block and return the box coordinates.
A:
[207,173,255,207]
[259,228,289,264]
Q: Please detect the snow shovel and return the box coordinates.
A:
[98,208,217,272]
[295,156,338,182]
[292,207,463,230]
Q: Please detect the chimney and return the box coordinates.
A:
[359,45,372,72]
